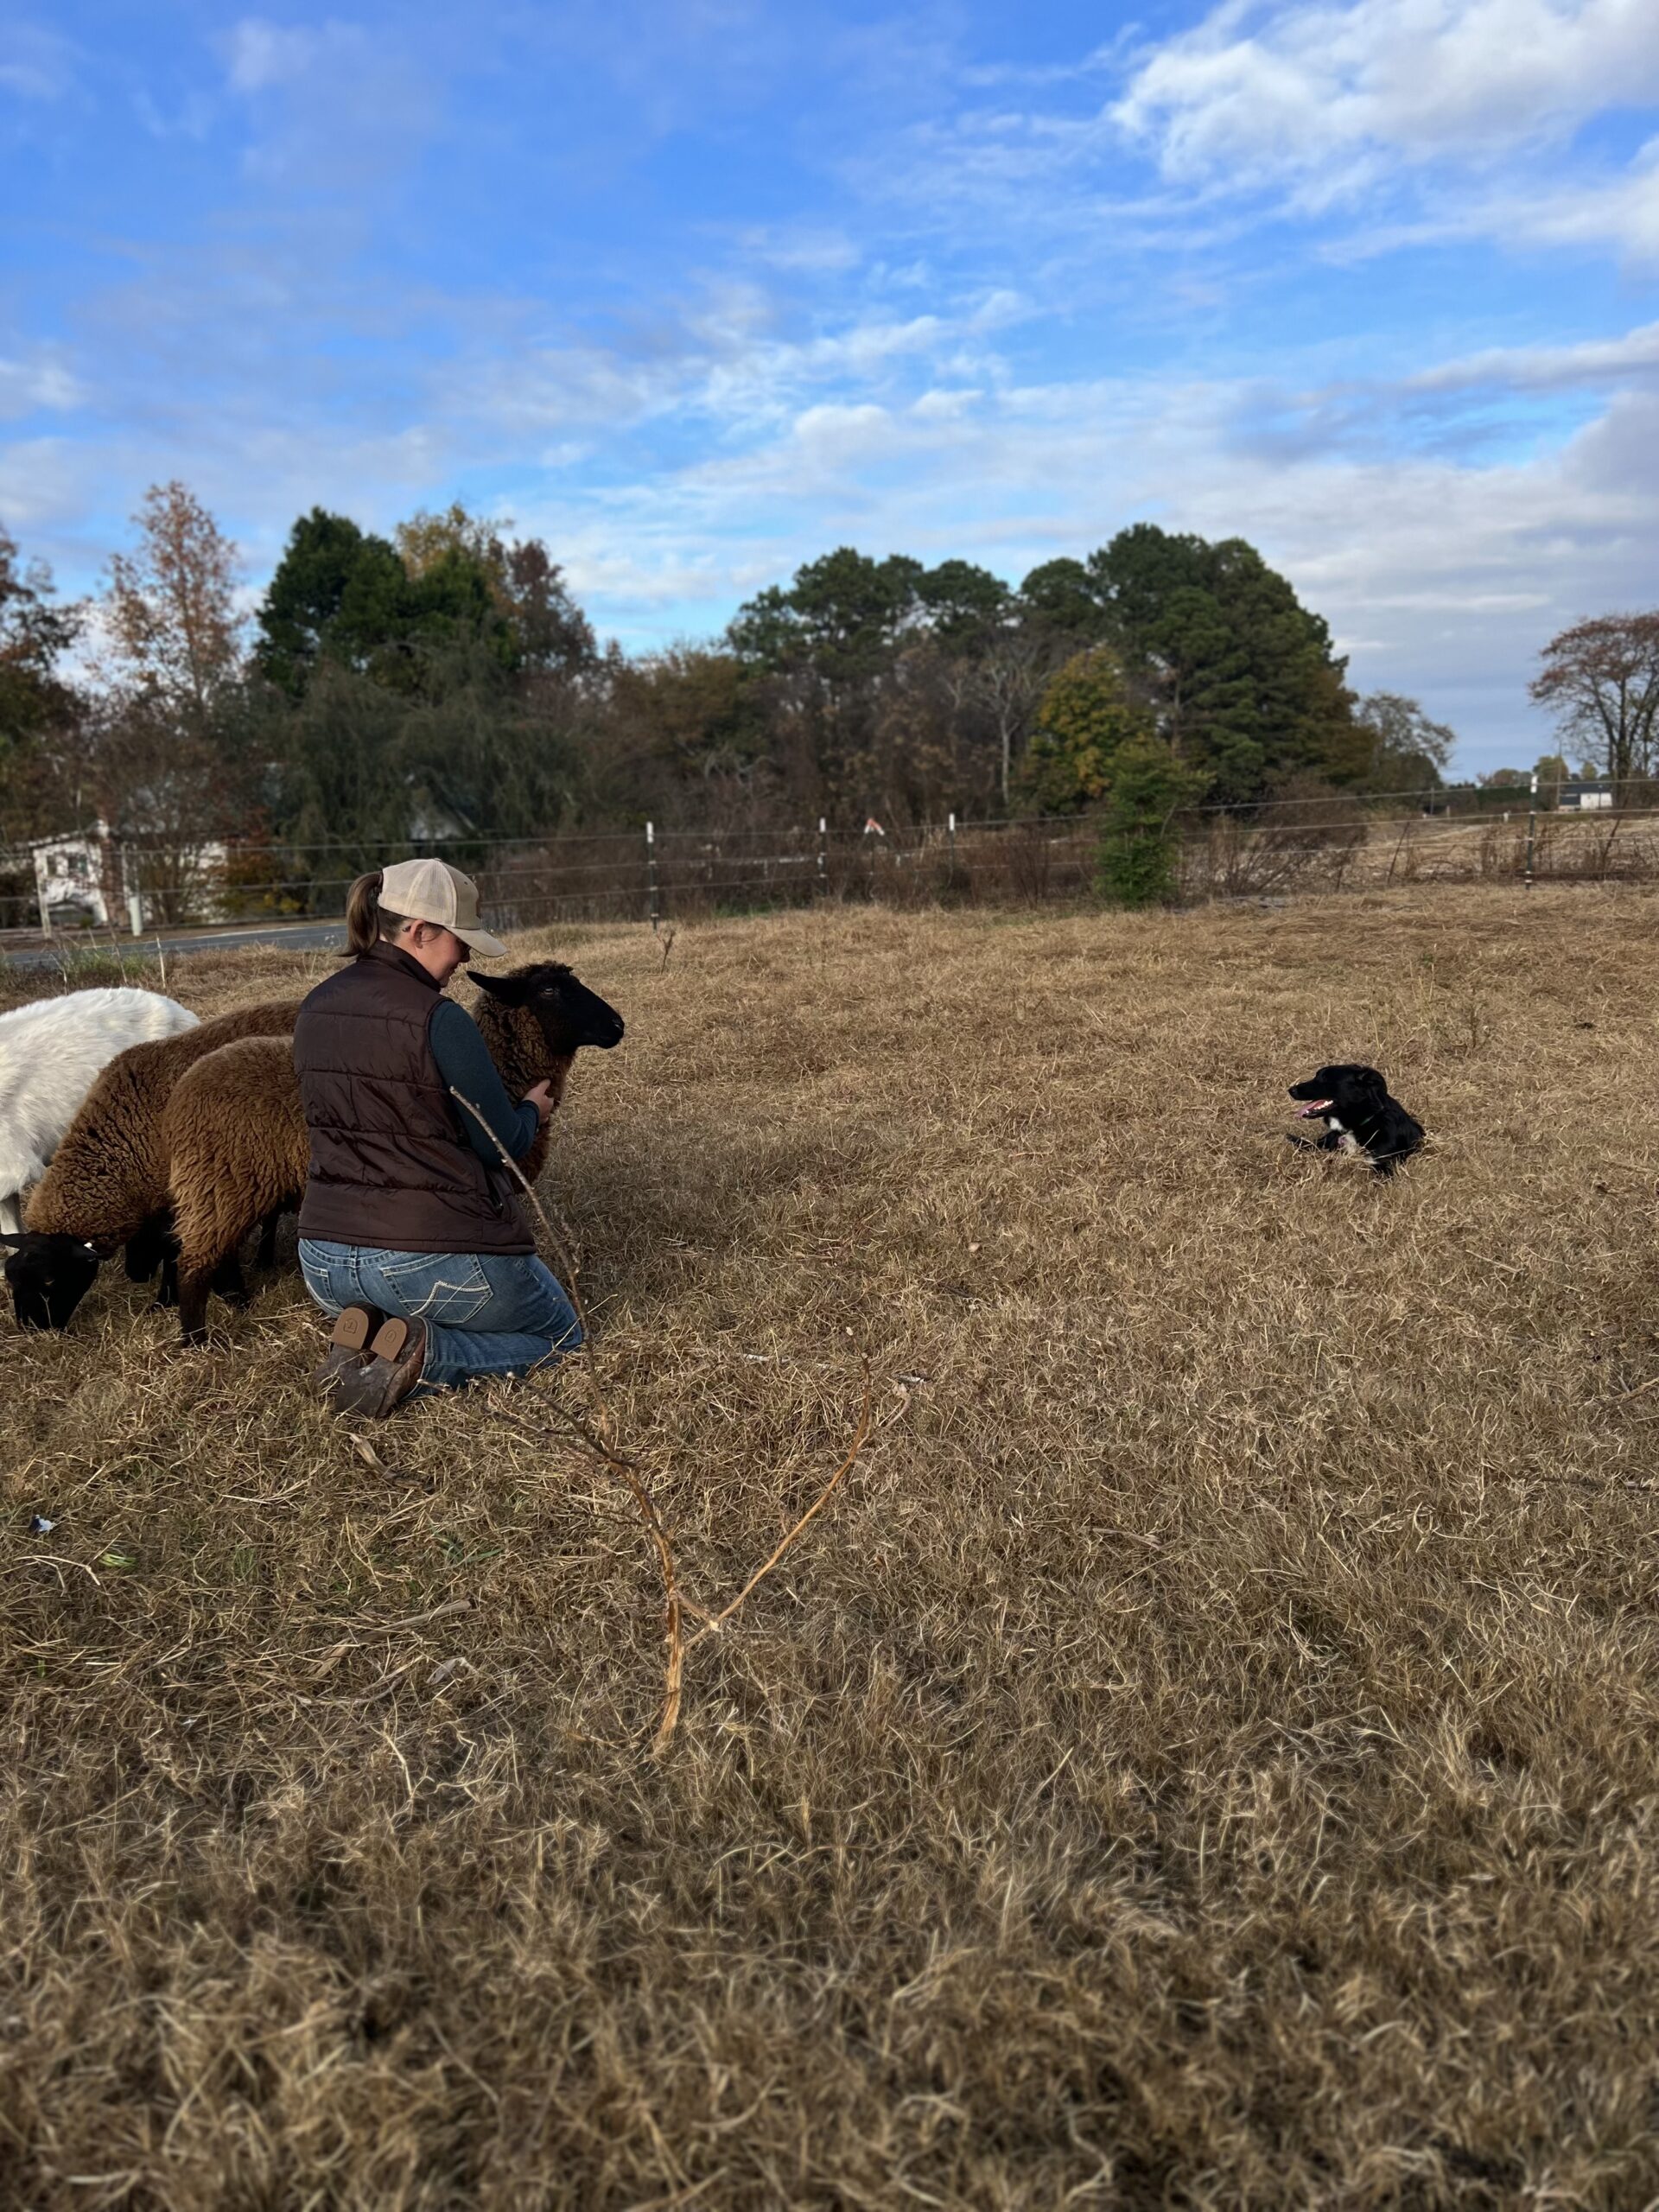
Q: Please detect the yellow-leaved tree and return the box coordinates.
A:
[1014,646,1154,814]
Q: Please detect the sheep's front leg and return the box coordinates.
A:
[176,1249,250,1344]
[175,1261,225,1344]
[255,1210,282,1272]
[125,1211,172,1285]
[0,1192,21,1237]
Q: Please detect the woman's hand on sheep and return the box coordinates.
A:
[523,1079,556,1126]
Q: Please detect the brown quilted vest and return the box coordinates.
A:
[293,942,531,1255]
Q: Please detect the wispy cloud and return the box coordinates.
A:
[0,22,80,103]
[223,17,330,94]
[1403,319,1659,391]
[0,351,86,418]
[218,13,436,186]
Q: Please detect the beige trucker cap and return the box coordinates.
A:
[379,857,509,960]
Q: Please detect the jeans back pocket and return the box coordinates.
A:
[374,1252,493,1326]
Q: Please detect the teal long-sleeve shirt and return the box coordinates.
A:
[429,998,538,1166]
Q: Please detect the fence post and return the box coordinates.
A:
[645,820,659,932]
[120,842,143,937]
[817,817,827,895]
[1525,772,1537,890]
[948,810,957,869]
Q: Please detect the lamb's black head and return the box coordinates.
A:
[1288,1063,1388,1118]
[473,963,626,1053]
[3,1232,102,1332]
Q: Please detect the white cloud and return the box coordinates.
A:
[1115,0,1659,188]
[1403,319,1659,391]
[224,18,327,94]
[0,24,79,102]
[0,438,92,535]
[0,353,86,418]
[219,16,433,188]
[1485,136,1659,256]
[445,296,993,454]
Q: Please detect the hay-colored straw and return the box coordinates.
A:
[452,1084,686,1751]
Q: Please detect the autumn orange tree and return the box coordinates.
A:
[104,480,244,736]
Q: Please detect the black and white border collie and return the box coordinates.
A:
[1287,1064,1424,1177]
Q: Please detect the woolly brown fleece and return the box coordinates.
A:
[162,969,581,1341]
[23,1001,303,1254]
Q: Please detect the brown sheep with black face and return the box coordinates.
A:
[4,1001,302,1332]
[161,962,625,1344]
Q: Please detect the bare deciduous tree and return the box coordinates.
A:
[1529,613,1659,785]
[944,626,1069,807]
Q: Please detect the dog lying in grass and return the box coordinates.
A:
[1287,1064,1424,1176]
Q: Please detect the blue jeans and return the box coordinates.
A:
[298,1239,582,1393]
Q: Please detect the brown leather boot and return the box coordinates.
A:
[331,1315,429,1419]
[315,1304,386,1397]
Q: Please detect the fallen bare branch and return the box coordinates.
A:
[687,1379,874,1649]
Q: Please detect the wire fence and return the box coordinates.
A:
[4,793,1657,940]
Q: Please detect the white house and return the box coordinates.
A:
[1560,779,1615,810]
[22,823,232,934]
[29,831,113,931]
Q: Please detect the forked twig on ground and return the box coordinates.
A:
[685,1378,873,1649]
[450,1084,876,1749]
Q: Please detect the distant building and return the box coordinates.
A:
[17,823,232,934]
[1559,779,1615,810]
[29,830,113,930]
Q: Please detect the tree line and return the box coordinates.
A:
[3,480,1656,912]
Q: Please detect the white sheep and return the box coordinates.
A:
[0,987,198,1236]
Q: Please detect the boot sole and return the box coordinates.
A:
[315,1304,385,1391]
[330,1318,427,1421]
[369,1316,413,1362]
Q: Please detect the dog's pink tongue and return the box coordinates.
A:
[1298,1100,1332,1117]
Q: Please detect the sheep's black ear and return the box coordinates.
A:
[472,971,534,1007]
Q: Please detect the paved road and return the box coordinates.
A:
[3,919,346,969]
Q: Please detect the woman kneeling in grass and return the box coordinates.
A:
[293,858,579,1419]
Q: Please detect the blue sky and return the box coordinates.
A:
[3,0,1657,772]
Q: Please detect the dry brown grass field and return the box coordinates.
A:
[5,887,1659,2210]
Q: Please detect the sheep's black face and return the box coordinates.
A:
[3,1233,102,1331]
[474,963,626,1052]
[541,971,625,1052]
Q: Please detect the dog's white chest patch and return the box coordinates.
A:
[1323,1113,1362,1158]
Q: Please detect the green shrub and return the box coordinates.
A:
[1095,734,1205,907]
